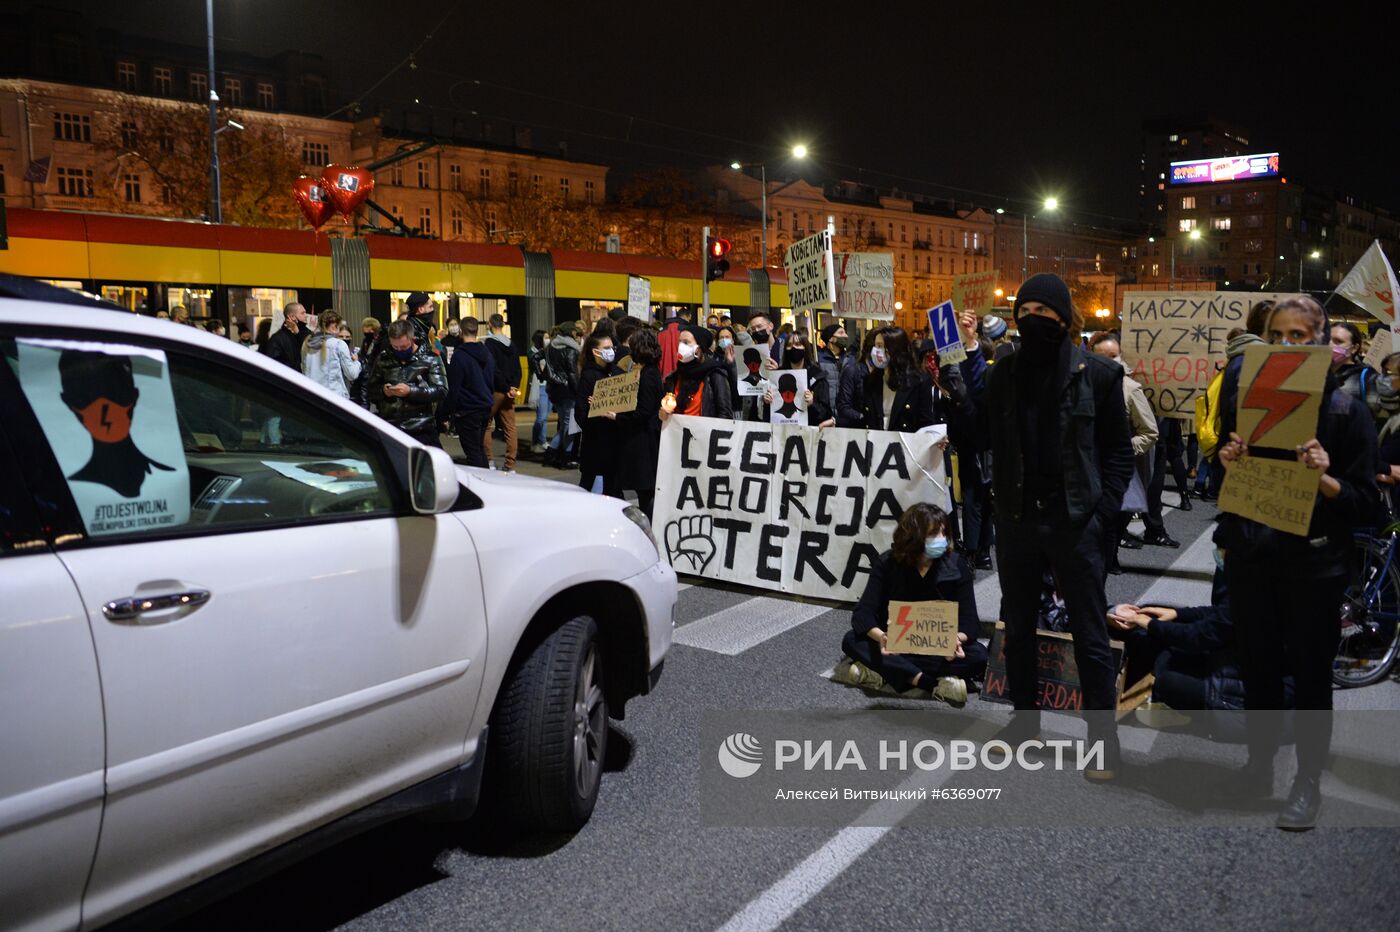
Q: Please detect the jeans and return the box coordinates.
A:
[484,391,517,469]
[550,397,579,458]
[842,629,989,693]
[533,380,552,448]
[452,410,490,467]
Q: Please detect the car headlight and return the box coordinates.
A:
[623,505,661,560]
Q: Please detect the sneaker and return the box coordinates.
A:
[1119,533,1144,550]
[1277,775,1321,831]
[1134,700,1191,729]
[487,461,498,471]
[931,676,968,707]
[531,443,548,455]
[1143,530,1180,548]
[834,658,886,690]
[503,468,517,475]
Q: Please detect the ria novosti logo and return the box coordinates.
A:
[717,733,764,778]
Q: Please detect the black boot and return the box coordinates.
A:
[973,550,993,571]
[1277,775,1321,831]
[1218,758,1274,799]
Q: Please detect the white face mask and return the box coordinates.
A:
[870,347,888,369]
[448,325,461,335]
[678,342,699,362]
[599,347,616,363]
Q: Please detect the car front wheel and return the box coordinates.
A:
[487,615,608,832]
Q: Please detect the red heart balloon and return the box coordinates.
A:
[320,164,374,218]
[291,176,334,229]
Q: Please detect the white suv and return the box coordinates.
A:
[0,289,675,932]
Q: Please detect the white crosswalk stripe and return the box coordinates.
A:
[672,595,833,655]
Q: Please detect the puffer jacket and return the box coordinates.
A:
[301,332,361,398]
[366,343,448,432]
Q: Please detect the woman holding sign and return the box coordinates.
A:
[576,330,623,495]
[615,328,665,519]
[1215,295,1382,831]
[835,503,987,705]
[659,326,733,422]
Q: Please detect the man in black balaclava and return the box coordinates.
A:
[979,273,1134,778]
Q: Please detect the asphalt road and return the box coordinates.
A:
[172,465,1400,932]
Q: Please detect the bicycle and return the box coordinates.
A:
[1335,523,1400,687]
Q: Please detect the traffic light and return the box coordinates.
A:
[706,236,731,282]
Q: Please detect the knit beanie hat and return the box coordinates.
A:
[820,323,842,346]
[981,314,1008,340]
[1013,273,1073,325]
[685,325,714,353]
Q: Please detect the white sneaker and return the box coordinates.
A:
[531,443,547,454]
[931,676,968,707]
[487,461,498,470]
[503,468,517,475]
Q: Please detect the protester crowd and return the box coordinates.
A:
[159,270,1390,833]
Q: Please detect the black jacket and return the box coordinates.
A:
[259,325,309,371]
[367,343,447,431]
[576,359,623,477]
[835,357,866,427]
[545,336,581,403]
[1214,384,1382,575]
[980,341,1134,525]
[484,334,522,394]
[851,550,980,647]
[664,359,734,419]
[446,342,496,414]
[615,364,664,491]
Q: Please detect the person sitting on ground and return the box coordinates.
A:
[835,503,988,706]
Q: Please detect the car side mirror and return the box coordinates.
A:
[409,445,460,514]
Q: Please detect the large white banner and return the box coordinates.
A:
[784,230,834,313]
[653,416,946,601]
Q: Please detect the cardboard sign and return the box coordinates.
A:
[16,338,191,537]
[952,271,997,316]
[1121,291,1290,418]
[653,417,946,601]
[769,368,809,425]
[927,300,967,365]
[982,623,1127,713]
[263,459,379,495]
[832,252,895,320]
[627,275,651,320]
[589,366,642,417]
[784,231,834,313]
[884,600,958,658]
[1234,344,1329,450]
[735,344,771,398]
[1218,454,1319,536]
[1363,328,1393,374]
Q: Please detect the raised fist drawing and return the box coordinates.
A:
[665,515,716,574]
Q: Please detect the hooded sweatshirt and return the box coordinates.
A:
[1219,332,1264,441]
[484,330,521,394]
[301,331,361,398]
[447,341,496,414]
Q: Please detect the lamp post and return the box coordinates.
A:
[1301,249,1321,291]
[730,144,808,272]
[1159,228,1202,289]
[205,0,222,224]
[999,197,1058,282]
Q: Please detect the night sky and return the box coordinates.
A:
[36,1,1396,229]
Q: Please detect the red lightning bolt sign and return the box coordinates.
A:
[1240,352,1310,446]
[891,603,914,645]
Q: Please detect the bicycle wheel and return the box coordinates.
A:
[1334,536,1400,688]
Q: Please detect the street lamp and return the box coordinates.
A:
[1021,197,1059,281]
[730,144,808,273]
[1301,249,1322,290]
[1167,228,1203,288]
[206,0,221,223]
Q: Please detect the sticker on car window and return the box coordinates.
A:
[16,338,191,537]
[261,458,378,495]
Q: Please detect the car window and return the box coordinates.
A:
[0,423,46,557]
[2,333,396,544]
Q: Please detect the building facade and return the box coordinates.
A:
[1139,116,1251,233]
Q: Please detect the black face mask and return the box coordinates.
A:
[785,351,806,366]
[1016,314,1066,364]
[750,328,770,344]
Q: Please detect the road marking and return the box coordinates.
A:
[673,596,833,655]
[1130,524,1217,608]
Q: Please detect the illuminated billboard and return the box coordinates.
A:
[1169,152,1280,185]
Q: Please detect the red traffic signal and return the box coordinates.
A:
[705,236,731,282]
[709,237,731,259]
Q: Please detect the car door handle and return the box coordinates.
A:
[103,589,211,624]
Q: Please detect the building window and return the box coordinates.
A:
[53,112,92,142]
[153,66,172,95]
[161,184,174,205]
[157,129,174,153]
[1178,218,1198,232]
[531,173,542,192]
[901,224,907,243]
[963,231,970,249]
[120,120,139,149]
[417,161,430,189]
[776,213,784,231]
[899,254,906,271]
[938,256,943,274]
[123,173,141,203]
[559,177,570,201]
[1244,239,1263,253]
[1285,216,1294,230]
[223,78,242,105]
[1151,263,1160,277]
[1244,191,1262,205]
[1213,193,1232,207]
[256,82,274,109]
[479,168,490,197]
[1212,217,1232,231]
[1180,195,1196,210]
[450,207,463,237]
[302,141,329,166]
[117,61,137,90]
[449,164,461,191]
[56,167,93,197]
[390,165,403,186]
[508,169,518,195]
[418,207,432,235]
[1245,214,1264,228]
[486,209,497,237]
[190,72,207,100]
[585,179,595,204]
[973,232,981,250]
